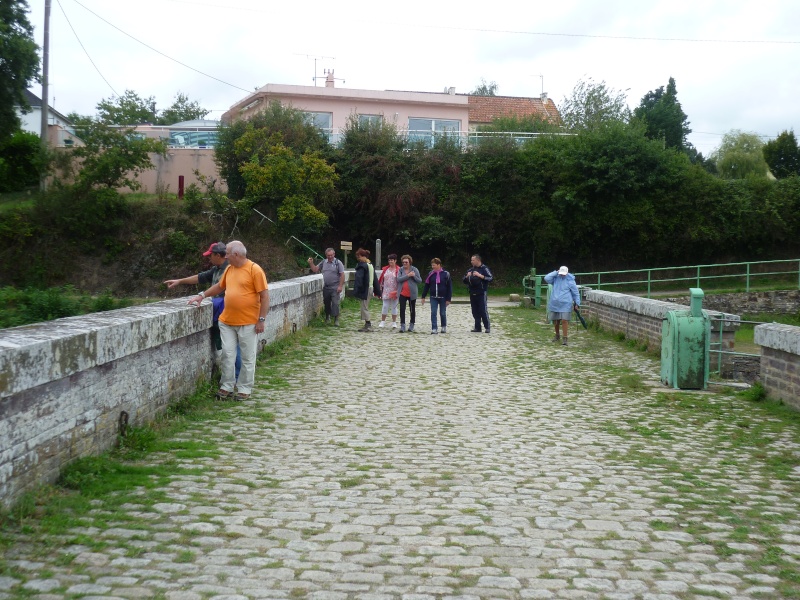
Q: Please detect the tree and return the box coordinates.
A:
[633,77,691,151]
[712,130,769,179]
[215,100,330,199]
[158,92,210,125]
[762,130,800,178]
[96,90,158,125]
[52,121,166,191]
[0,0,40,139]
[470,78,498,96]
[558,78,630,132]
[0,130,43,191]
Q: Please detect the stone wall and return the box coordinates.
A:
[754,323,800,409]
[0,274,329,508]
[582,290,741,375]
[668,290,800,316]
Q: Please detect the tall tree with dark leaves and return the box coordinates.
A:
[633,77,691,151]
[762,130,800,179]
[0,0,40,138]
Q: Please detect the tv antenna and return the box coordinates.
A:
[295,54,335,86]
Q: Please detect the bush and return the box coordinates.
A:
[0,130,44,192]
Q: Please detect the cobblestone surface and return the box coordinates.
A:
[3,304,800,599]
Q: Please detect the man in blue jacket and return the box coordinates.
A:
[463,254,493,333]
[544,265,580,346]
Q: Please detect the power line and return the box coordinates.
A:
[55,0,118,97]
[153,0,800,45]
[70,0,253,94]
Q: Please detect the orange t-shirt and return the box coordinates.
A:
[218,260,268,326]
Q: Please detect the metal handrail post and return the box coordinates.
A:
[647,270,651,298]
[696,266,701,289]
[535,276,542,308]
[746,262,750,292]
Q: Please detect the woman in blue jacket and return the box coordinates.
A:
[544,266,580,346]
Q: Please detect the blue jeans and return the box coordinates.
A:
[429,298,447,330]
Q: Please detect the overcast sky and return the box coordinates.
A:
[29,0,799,156]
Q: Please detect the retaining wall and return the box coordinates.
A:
[582,290,741,375]
[754,323,800,409]
[669,290,800,316]
[0,274,327,508]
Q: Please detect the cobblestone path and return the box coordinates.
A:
[3,304,800,599]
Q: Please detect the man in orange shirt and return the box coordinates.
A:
[189,240,269,400]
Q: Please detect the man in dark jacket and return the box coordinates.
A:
[463,254,493,333]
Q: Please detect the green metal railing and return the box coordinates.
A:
[522,269,544,307]
[574,259,800,298]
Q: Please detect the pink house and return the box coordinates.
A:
[222,72,558,145]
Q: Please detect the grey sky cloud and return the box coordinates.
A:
[30,0,798,155]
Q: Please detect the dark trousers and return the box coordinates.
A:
[399,295,416,324]
[470,292,490,331]
[323,287,341,317]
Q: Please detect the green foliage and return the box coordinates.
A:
[214,100,330,199]
[237,135,338,235]
[167,230,196,257]
[633,77,691,151]
[0,0,40,138]
[158,91,210,125]
[713,129,769,179]
[0,286,132,328]
[558,78,630,132]
[0,130,44,192]
[476,114,557,134]
[469,78,498,96]
[183,182,203,214]
[96,90,158,125]
[762,130,800,179]
[56,121,167,192]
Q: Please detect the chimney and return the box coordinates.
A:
[326,70,335,88]
[540,92,548,102]
[448,87,456,95]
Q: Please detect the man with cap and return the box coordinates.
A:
[164,242,241,378]
[544,266,581,346]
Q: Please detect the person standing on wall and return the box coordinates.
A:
[544,265,580,346]
[188,241,269,400]
[307,248,345,326]
[463,254,493,333]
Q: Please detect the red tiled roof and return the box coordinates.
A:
[468,95,560,125]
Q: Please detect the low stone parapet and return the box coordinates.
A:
[582,289,741,374]
[0,273,328,508]
[754,323,800,408]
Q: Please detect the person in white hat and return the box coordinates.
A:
[544,266,580,346]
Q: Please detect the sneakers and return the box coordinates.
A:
[562,337,568,346]
[334,317,340,327]
[431,329,438,335]
[485,329,490,334]
[378,321,385,328]
[441,327,447,334]
[392,322,398,329]
[324,316,330,324]
[470,328,482,333]
[552,334,561,342]
[358,322,373,332]
[408,323,415,332]
[398,324,406,333]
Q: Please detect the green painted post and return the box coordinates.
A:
[535,276,542,307]
[647,270,651,298]
[746,262,750,292]
[696,266,701,289]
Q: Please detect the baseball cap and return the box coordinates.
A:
[202,242,226,256]
[558,266,569,275]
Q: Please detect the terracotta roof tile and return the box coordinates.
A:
[467,95,560,125]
